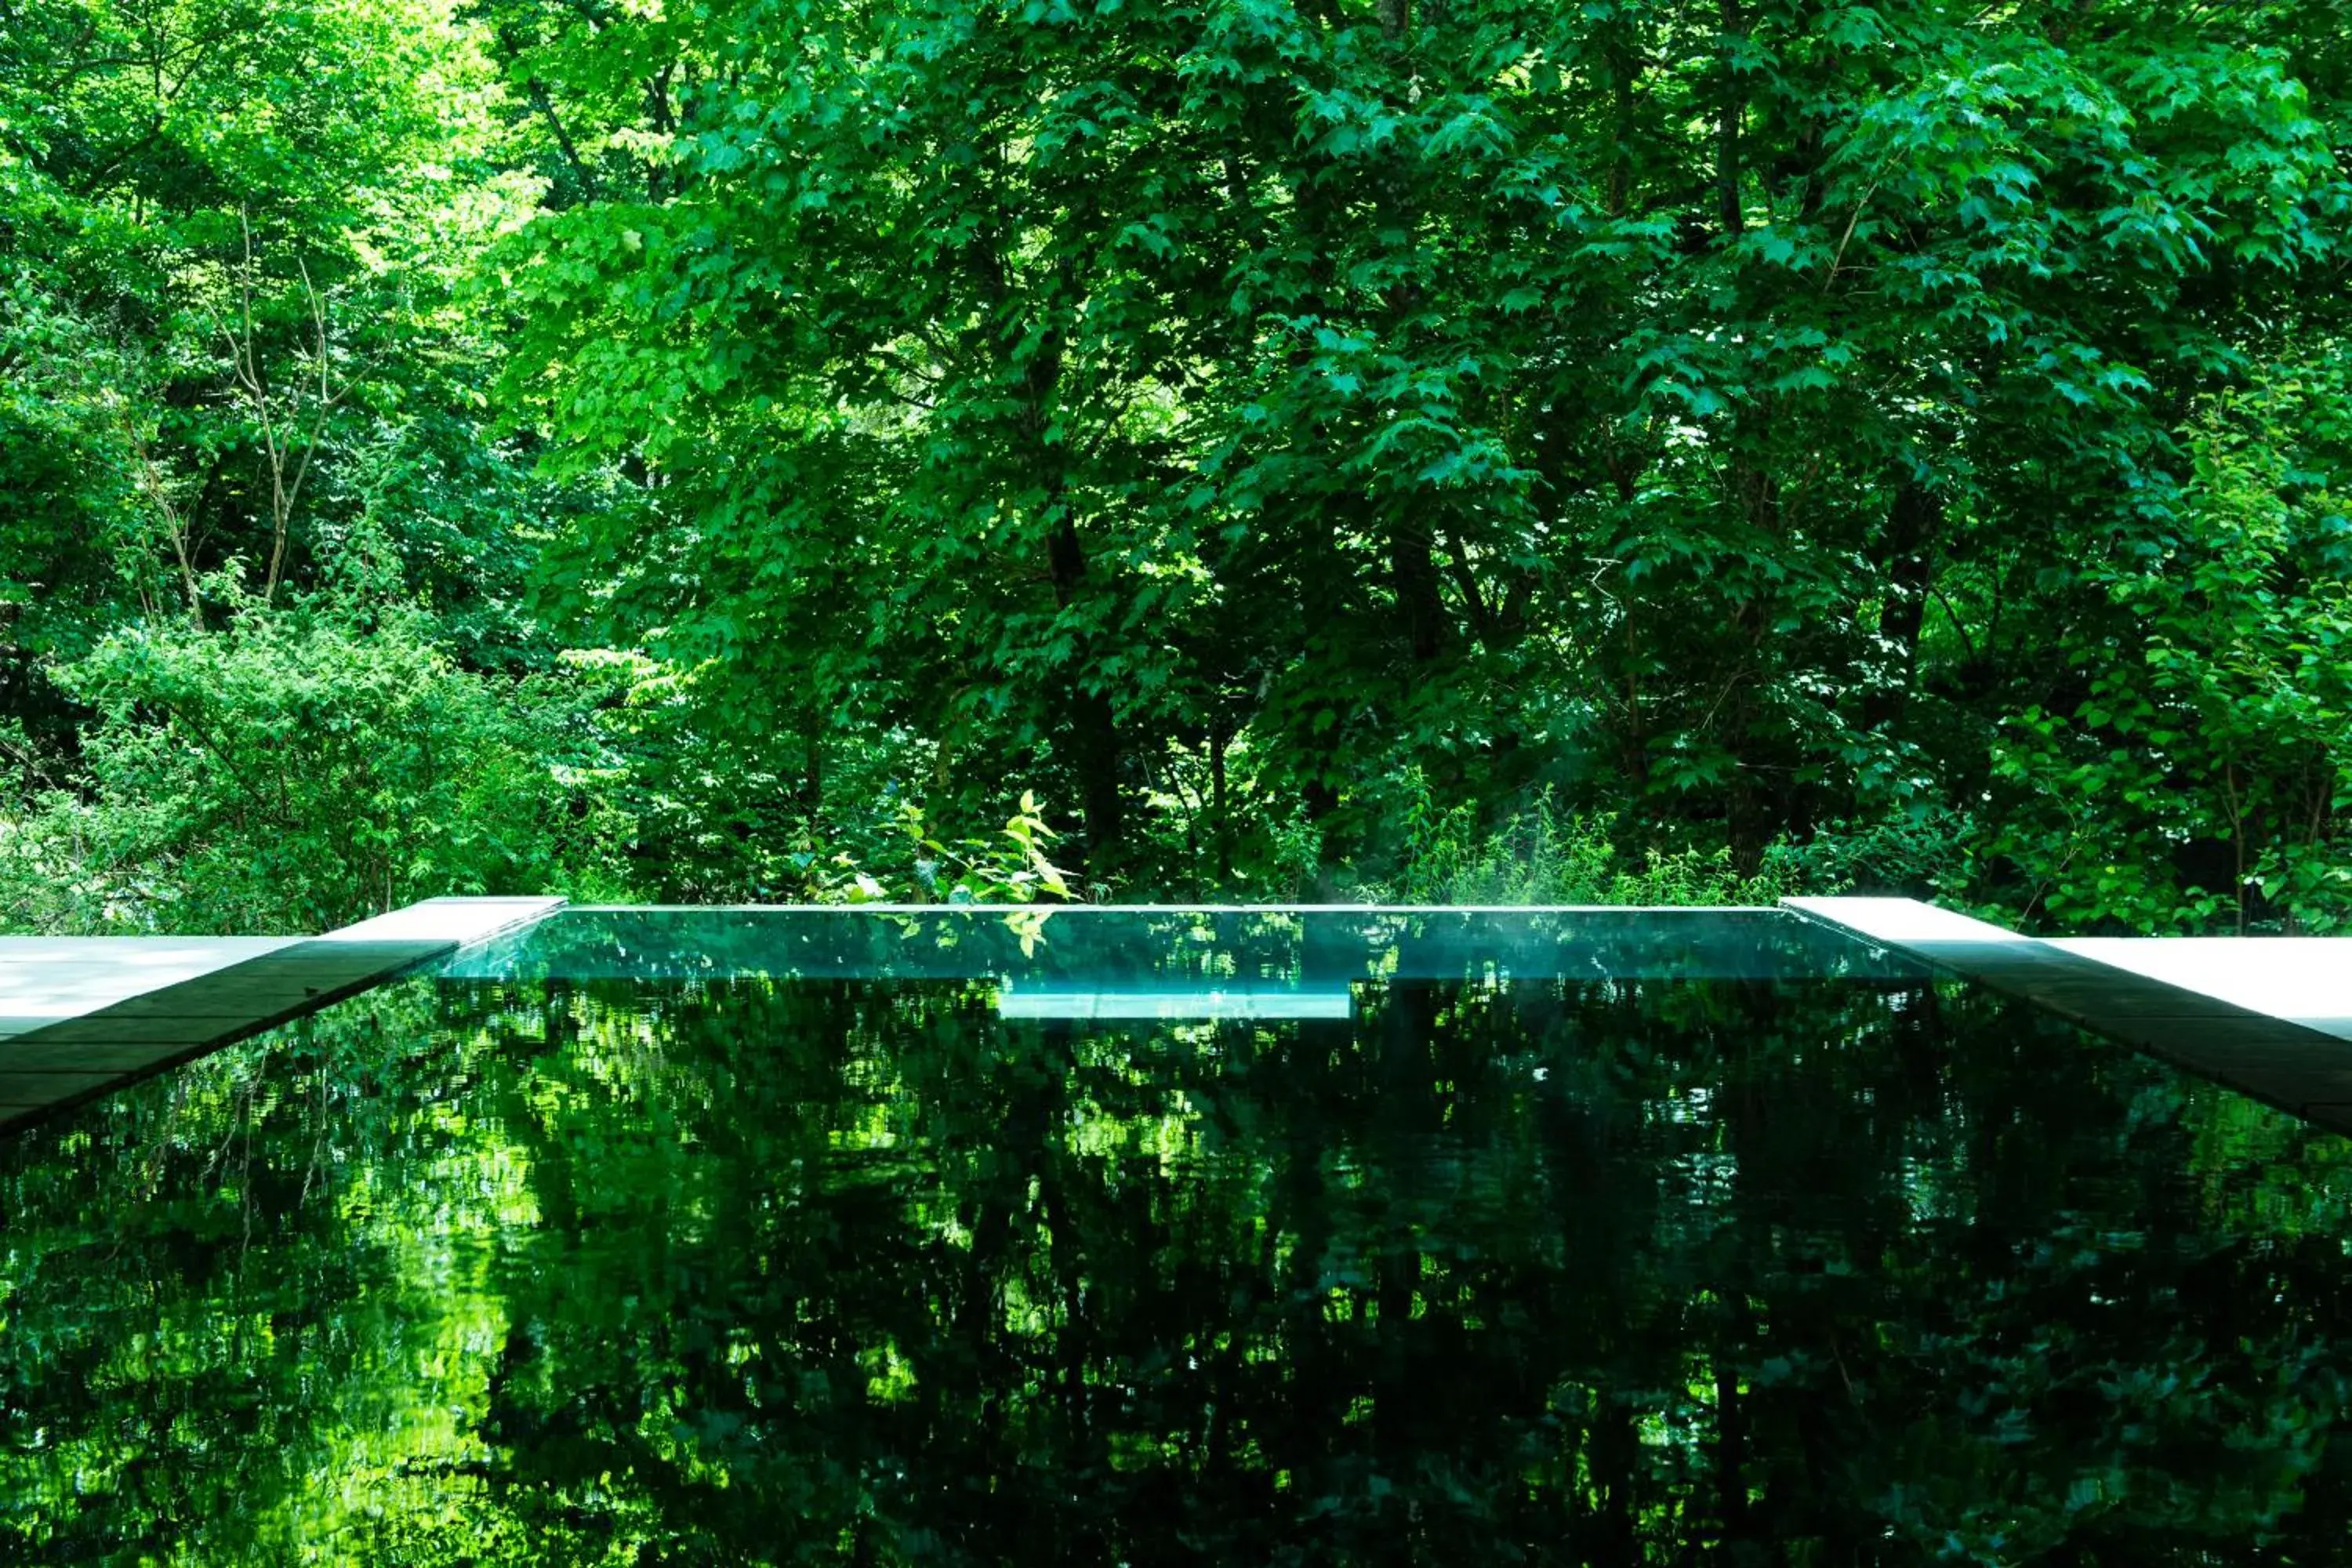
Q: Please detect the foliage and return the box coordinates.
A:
[1989,359,2352,933]
[899,791,1079,904]
[20,2,2352,1547]
[481,0,2352,918]
[0,601,625,933]
[782,792,1080,905]
[1381,774,1796,906]
[8,0,2352,927]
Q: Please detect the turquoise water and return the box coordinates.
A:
[4,910,2350,1563]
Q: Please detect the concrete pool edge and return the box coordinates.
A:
[1783,896,2352,1135]
[10,893,2352,1138]
[0,896,568,1133]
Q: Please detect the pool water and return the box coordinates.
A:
[5,909,2352,1563]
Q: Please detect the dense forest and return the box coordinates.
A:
[3,0,2349,932]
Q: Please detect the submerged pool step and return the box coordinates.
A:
[0,898,566,1131]
[1784,897,2352,1135]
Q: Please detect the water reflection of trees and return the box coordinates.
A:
[5,975,2352,1563]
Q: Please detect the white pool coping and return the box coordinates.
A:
[1784,897,2352,1131]
[0,938,300,1037]
[0,897,567,1130]
[2045,938,2352,1040]
[11,895,2352,1134]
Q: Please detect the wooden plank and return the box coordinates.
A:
[67,947,458,1017]
[0,1038,206,1073]
[0,898,566,1134]
[0,1071,127,1108]
[2048,937,2352,1040]
[0,937,295,964]
[1784,896,2352,1131]
[321,896,565,946]
[0,938,304,1026]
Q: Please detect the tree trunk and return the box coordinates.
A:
[1372,0,1450,673]
[1718,0,1744,240]
[1861,477,1941,733]
[1046,509,1125,871]
[1210,725,1232,884]
[1392,519,1446,665]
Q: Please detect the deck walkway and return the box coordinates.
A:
[0,897,564,1131]
[1785,898,2352,1134]
[2044,938,2352,1041]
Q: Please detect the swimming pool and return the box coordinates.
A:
[5,907,2349,1562]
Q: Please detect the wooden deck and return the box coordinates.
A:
[1785,897,2352,1135]
[2045,937,2352,1041]
[0,937,299,1039]
[0,897,564,1131]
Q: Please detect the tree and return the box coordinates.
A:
[494,0,2352,913]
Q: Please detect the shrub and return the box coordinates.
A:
[1385,774,1797,906]
[0,604,627,934]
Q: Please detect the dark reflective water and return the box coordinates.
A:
[440,906,1919,985]
[5,921,2352,1563]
